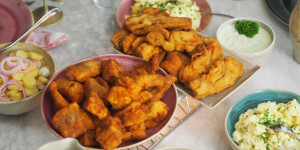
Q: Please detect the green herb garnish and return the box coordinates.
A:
[235,20,259,38]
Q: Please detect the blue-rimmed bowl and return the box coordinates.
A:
[225,89,300,150]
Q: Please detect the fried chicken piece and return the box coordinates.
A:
[114,102,149,127]
[162,30,201,52]
[145,101,169,128]
[84,79,108,120]
[111,27,130,50]
[87,77,109,105]
[126,53,160,77]
[148,75,177,101]
[135,43,160,61]
[49,81,69,111]
[51,102,95,138]
[189,56,243,99]
[132,90,153,103]
[122,33,137,54]
[160,51,191,77]
[56,77,85,103]
[101,59,125,83]
[178,40,223,84]
[188,57,225,99]
[131,36,145,51]
[65,60,101,83]
[95,116,122,150]
[79,131,98,147]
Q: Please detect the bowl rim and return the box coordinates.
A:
[224,88,300,149]
[0,42,55,105]
[216,17,276,57]
[41,53,178,150]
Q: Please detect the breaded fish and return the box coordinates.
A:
[66,60,101,83]
[144,101,169,128]
[49,81,69,111]
[101,59,125,83]
[160,51,191,77]
[56,77,85,103]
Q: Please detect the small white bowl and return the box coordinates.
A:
[216,17,275,66]
[0,42,55,115]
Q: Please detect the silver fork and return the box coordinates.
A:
[268,125,300,141]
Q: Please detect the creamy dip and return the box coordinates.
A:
[218,24,272,53]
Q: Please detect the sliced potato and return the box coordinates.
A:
[22,76,36,88]
[25,87,39,97]
[24,67,39,77]
[7,84,21,91]
[10,92,23,101]
[16,50,29,58]
[12,72,24,81]
[28,52,44,60]
[37,76,49,84]
[9,52,16,56]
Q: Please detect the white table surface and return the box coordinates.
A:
[1,0,299,150]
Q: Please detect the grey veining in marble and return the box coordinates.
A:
[1,0,299,150]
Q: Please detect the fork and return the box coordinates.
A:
[268,125,300,141]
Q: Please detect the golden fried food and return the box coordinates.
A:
[107,86,133,110]
[51,102,95,138]
[132,90,153,103]
[101,59,125,83]
[149,75,177,101]
[86,77,109,105]
[135,43,160,61]
[146,31,165,46]
[84,86,108,120]
[189,56,243,99]
[79,131,98,147]
[66,60,101,83]
[114,102,149,127]
[111,27,130,50]
[56,77,85,103]
[49,81,69,111]
[131,36,145,52]
[95,116,122,150]
[160,51,191,77]
[122,33,137,54]
[126,53,160,76]
[145,101,169,128]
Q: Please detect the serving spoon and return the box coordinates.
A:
[268,125,300,141]
[0,8,62,52]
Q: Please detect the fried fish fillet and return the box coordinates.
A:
[148,75,177,101]
[49,81,69,111]
[66,60,101,83]
[132,90,153,103]
[101,59,125,83]
[56,77,85,103]
[51,102,95,138]
[135,43,160,61]
[122,33,137,54]
[79,131,98,147]
[84,78,108,120]
[144,101,169,128]
[111,27,130,50]
[107,86,133,110]
[160,51,191,77]
[126,53,159,77]
[189,56,243,99]
[95,116,122,150]
[87,77,109,105]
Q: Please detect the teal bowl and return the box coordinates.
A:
[225,89,300,150]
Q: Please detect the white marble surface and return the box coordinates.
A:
[1,0,299,150]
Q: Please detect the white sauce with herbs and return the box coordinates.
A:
[218,24,272,53]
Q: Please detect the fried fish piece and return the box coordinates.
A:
[126,53,160,77]
[107,86,133,110]
[56,77,85,103]
[160,51,191,77]
[133,74,165,89]
[65,60,101,83]
[114,102,149,127]
[49,81,69,111]
[131,36,145,51]
[111,27,130,50]
[79,131,98,147]
[148,75,177,101]
[135,43,160,61]
[188,57,225,99]
[87,77,109,105]
[95,116,122,150]
[101,59,125,83]
[146,31,165,46]
[132,90,153,103]
[144,101,169,128]
[51,102,95,138]
[122,33,137,54]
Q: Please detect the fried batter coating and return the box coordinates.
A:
[111,27,130,50]
[189,56,243,99]
[188,57,225,99]
[95,116,122,150]
[131,36,145,51]
[86,77,109,105]
[101,59,125,83]
[107,86,132,110]
[148,75,177,101]
[133,74,165,89]
[133,90,153,103]
[122,33,137,54]
[135,43,160,61]
[146,31,165,46]
[160,51,191,77]
[79,131,98,147]
[49,81,69,111]
[51,102,95,138]
[145,101,169,128]
[66,60,101,83]
[114,102,149,127]
[162,30,201,52]
[126,53,160,76]
[95,77,109,89]
[56,77,85,103]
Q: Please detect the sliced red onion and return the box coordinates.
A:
[5,57,22,68]
[0,80,26,102]
[0,57,23,75]
[0,56,33,75]
[19,58,33,73]
[0,74,8,83]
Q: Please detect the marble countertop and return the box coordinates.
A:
[1,0,299,150]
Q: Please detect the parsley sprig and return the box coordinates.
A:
[235,20,259,38]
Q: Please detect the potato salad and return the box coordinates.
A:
[233,100,300,150]
[131,0,201,30]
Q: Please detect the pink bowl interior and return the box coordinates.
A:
[116,0,212,32]
[0,0,33,43]
[41,54,177,149]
